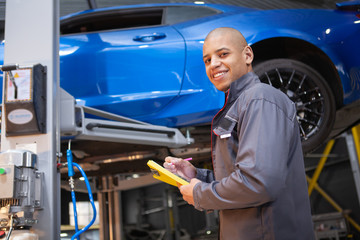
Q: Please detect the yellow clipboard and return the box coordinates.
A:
[147,160,189,186]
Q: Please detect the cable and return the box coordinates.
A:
[67,141,75,178]
[71,189,79,238]
[67,141,79,240]
[5,215,14,240]
[67,140,97,240]
[71,162,97,240]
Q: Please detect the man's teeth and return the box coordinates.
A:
[214,72,225,78]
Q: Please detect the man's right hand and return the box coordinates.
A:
[164,156,197,181]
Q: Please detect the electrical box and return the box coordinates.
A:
[2,64,47,136]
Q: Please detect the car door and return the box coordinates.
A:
[60,7,185,120]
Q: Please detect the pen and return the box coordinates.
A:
[170,157,192,165]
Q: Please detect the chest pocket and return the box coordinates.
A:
[213,115,238,140]
[213,115,239,170]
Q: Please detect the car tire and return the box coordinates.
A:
[253,58,336,153]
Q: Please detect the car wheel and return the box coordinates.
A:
[253,58,336,153]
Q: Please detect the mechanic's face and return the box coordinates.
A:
[203,32,253,92]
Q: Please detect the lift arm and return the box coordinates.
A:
[60,88,193,148]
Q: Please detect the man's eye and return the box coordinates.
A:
[220,52,228,57]
[204,59,211,64]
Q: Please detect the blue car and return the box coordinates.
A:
[3,2,360,153]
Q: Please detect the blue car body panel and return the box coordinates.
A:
[60,25,186,119]
[0,3,359,128]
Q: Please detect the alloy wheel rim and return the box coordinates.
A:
[259,68,325,141]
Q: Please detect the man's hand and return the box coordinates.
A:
[179,178,201,206]
[164,156,196,181]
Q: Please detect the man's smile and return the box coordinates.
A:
[213,70,228,79]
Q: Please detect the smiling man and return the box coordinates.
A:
[164,27,315,239]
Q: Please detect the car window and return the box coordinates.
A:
[60,8,163,35]
[164,6,220,25]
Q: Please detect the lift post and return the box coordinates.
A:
[0,0,60,239]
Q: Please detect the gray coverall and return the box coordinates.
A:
[193,72,315,240]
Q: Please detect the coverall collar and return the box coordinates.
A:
[226,71,260,104]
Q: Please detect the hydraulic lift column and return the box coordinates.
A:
[0,0,60,239]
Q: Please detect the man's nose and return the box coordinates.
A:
[211,57,221,68]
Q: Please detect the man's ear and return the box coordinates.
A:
[244,46,254,65]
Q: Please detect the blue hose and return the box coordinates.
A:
[67,143,79,240]
[71,191,79,239]
[71,162,97,240]
[67,149,75,178]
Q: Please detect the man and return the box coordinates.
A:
[164,27,315,239]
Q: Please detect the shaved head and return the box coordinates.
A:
[205,27,248,51]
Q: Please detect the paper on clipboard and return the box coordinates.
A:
[147,160,189,186]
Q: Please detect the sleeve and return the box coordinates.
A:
[193,97,296,211]
[196,168,215,183]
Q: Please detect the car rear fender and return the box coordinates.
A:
[247,29,356,106]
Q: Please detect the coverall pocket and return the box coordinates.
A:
[213,115,237,139]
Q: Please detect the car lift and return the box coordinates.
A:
[307,125,360,239]
[0,1,60,239]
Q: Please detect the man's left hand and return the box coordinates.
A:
[178,178,201,206]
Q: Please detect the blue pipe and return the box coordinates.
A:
[71,162,97,240]
[67,142,97,240]
[71,190,79,239]
[67,144,79,240]
[67,148,75,178]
